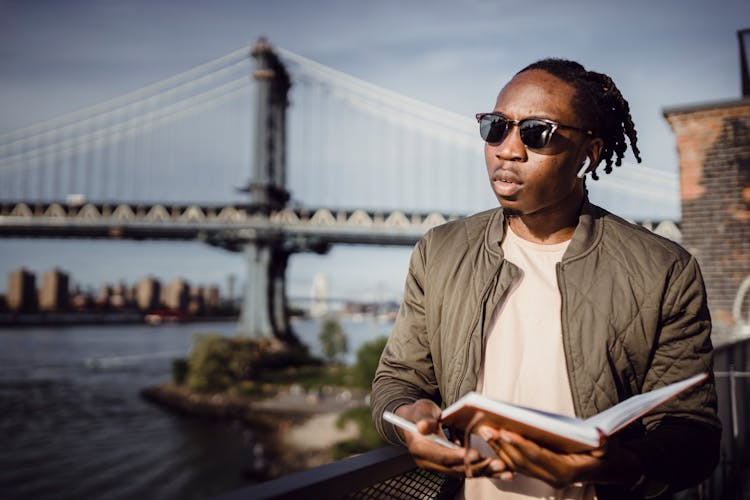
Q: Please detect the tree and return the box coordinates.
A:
[319,315,348,363]
[185,334,236,393]
[352,335,388,389]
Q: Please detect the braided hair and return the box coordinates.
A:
[517,59,641,180]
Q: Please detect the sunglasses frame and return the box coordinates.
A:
[476,112,593,149]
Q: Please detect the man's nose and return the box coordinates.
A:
[491,124,527,162]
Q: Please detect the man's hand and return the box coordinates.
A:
[476,426,643,488]
[393,399,508,478]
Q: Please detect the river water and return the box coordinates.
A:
[0,317,392,500]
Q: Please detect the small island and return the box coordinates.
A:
[141,319,389,480]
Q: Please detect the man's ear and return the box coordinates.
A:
[577,138,604,179]
[587,137,604,171]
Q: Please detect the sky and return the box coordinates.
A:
[0,0,748,301]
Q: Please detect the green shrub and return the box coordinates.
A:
[256,343,318,372]
[171,358,189,385]
[186,335,237,393]
[184,334,320,393]
[352,335,388,389]
[319,315,348,363]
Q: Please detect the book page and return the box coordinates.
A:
[441,393,601,453]
[440,373,707,453]
[584,373,707,435]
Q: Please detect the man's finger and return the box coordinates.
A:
[415,418,441,436]
[409,437,478,465]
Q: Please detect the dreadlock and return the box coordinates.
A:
[517,59,641,180]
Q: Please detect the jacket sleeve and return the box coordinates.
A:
[371,236,442,445]
[621,255,721,496]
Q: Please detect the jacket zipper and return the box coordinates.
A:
[557,262,583,418]
[453,263,509,403]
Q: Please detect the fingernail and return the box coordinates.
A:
[490,460,504,472]
[479,429,493,441]
[500,471,513,481]
[500,431,512,443]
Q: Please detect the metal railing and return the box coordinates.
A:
[212,446,437,500]
[699,333,750,499]
[221,333,750,500]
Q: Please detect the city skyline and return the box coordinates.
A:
[0,265,399,320]
[3,265,226,295]
[1,0,747,301]
[1,265,225,312]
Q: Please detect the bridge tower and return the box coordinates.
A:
[237,38,296,342]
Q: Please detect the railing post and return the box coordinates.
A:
[729,364,739,439]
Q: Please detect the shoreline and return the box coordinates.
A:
[141,382,364,478]
[0,312,238,327]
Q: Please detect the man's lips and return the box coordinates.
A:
[491,170,522,197]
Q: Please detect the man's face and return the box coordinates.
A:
[484,69,594,217]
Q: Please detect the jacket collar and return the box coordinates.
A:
[483,198,605,261]
[484,207,505,257]
[565,198,606,262]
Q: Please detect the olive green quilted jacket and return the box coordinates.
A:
[372,200,720,498]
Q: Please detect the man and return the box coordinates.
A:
[371,59,721,499]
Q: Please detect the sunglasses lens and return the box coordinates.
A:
[519,120,554,149]
[479,115,509,143]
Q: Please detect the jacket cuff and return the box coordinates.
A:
[377,398,420,445]
[627,474,669,499]
[620,419,720,494]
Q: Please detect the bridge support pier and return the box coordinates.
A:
[238,242,296,343]
[235,38,296,341]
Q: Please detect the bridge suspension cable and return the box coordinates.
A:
[278,48,476,149]
[0,46,250,146]
[278,47,678,214]
[0,45,256,204]
[0,41,679,217]
[0,77,249,170]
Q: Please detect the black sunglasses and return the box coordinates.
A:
[476,112,593,150]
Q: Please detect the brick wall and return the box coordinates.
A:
[665,100,750,329]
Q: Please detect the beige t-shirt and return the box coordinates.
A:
[461,226,596,500]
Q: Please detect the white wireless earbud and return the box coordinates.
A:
[576,159,591,178]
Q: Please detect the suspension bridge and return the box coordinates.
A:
[0,38,681,339]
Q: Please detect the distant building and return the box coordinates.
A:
[310,273,329,318]
[664,98,750,329]
[162,279,190,311]
[110,281,133,309]
[135,276,161,311]
[7,268,37,312]
[110,284,126,309]
[38,268,70,312]
[69,284,94,310]
[70,290,93,310]
[203,286,221,311]
[95,285,113,309]
[188,286,205,315]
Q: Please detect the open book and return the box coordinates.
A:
[439,372,707,454]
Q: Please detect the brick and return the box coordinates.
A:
[665,100,750,330]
